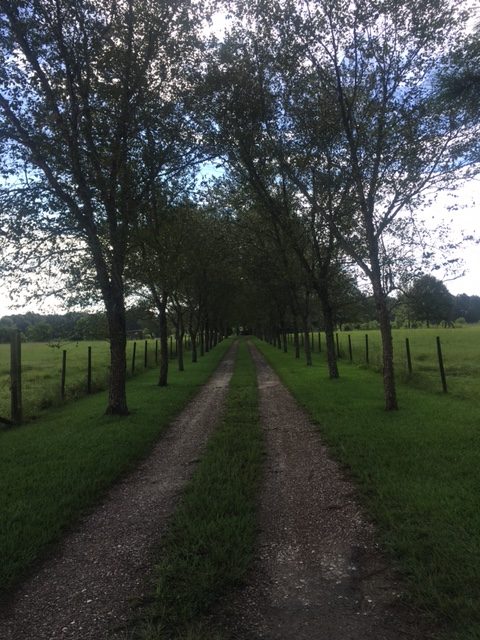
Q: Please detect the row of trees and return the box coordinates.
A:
[0,0,241,412]
[204,0,478,409]
[2,277,478,345]
[0,0,478,413]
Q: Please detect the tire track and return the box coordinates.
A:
[0,343,238,640]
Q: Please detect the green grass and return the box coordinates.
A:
[134,340,263,640]
[0,339,162,420]
[0,339,231,597]
[257,339,480,640]
[326,325,480,402]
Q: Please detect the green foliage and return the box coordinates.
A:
[74,314,109,341]
[136,341,263,639]
[25,321,53,342]
[257,339,480,639]
[0,340,230,595]
[405,275,454,327]
[0,317,16,342]
[437,25,480,129]
[453,294,480,324]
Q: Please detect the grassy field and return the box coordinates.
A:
[293,324,480,402]
[0,338,231,597]
[257,338,480,640]
[0,338,161,421]
[136,340,263,640]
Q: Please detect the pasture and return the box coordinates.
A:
[309,325,480,403]
[0,339,159,421]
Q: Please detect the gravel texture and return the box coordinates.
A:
[0,344,237,640]
[217,344,430,640]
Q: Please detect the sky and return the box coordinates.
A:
[423,181,478,296]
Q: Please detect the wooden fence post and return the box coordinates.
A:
[405,338,412,375]
[348,334,353,362]
[87,346,92,393]
[436,336,448,393]
[10,330,22,425]
[144,340,148,368]
[131,341,137,375]
[61,349,67,399]
[155,339,158,364]
[318,331,321,353]
[365,334,369,365]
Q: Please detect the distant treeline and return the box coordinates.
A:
[327,286,480,331]
[450,294,480,324]
[0,307,158,343]
[1,290,479,344]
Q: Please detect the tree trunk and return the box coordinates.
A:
[282,331,288,353]
[302,319,312,367]
[105,296,129,415]
[293,319,300,359]
[177,330,185,372]
[199,322,205,356]
[190,330,198,363]
[158,300,168,387]
[376,293,398,410]
[205,318,210,352]
[369,239,398,410]
[316,282,339,378]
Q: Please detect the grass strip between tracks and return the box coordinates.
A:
[256,339,480,640]
[138,340,263,640]
[0,339,231,597]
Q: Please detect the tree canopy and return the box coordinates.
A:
[0,0,478,413]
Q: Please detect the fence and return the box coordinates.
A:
[276,327,480,400]
[0,334,160,425]
[0,330,224,426]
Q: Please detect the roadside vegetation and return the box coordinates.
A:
[132,340,263,640]
[0,340,230,596]
[256,339,480,640]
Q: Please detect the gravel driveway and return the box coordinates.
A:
[216,344,430,640]
[0,343,237,640]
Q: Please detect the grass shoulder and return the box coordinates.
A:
[0,339,232,597]
[256,339,480,640]
[135,339,263,640]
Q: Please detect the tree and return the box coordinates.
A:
[234,0,472,409]
[129,195,239,383]
[0,0,203,413]
[438,25,480,117]
[232,196,314,362]
[26,321,53,342]
[201,35,342,376]
[453,293,480,323]
[405,275,454,326]
[74,314,109,341]
[0,317,16,342]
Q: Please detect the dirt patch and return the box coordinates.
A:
[216,345,430,639]
[0,344,237,640]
